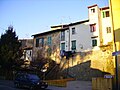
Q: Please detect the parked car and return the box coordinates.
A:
[14,73,48,89]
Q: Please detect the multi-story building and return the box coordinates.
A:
[88,4,113,50]
[100,6,113,45]
[60,20,91,52]
[69,20,91,52]
[32,4,113,63]
[32,4,113,61]
[32,27,68,63]
[31,4,115,80]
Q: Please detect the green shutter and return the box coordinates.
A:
[47,48,52,56]
[61,43,65,50]
[71,40,76,50]
[92,40,97,47]
[103,12,105,18]
[48,36,52,45]
[36,38,39,47]
[94,40,97,46]
[50,37,52,45]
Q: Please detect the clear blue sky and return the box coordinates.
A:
[0,0,108,39]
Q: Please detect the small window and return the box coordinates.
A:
[30,51,32,56]
[61,43,65,50]
[72,27,76,34]
[106,11,109,17]
[47,36,52,45]
[103,11,109,18]
[71,40,76,50]
[36,38,44,47]
[92,39,97,47]
[91,8,95,13]
[39,38,44,47]
[106,27,111,33]
[36,38,39,47]
[61,31,65,41]
[90,24,96,32]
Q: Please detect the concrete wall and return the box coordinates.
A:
[62,45,115,80]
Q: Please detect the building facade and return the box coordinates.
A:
[88,4,113,50]
[60,20,92,52]
[69,20,91,52]
[19,39,33,61]
[31,4,115,78]
[32,4,113,62]
[32,27,68,63]
[109,0,120,89]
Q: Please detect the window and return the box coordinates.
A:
[103,11,110,18]
[106,27,111,33]
[47,36,52,45]
[36,38,39,47]
[61,43,65,50]
[47,48,52,56]
[91,8,95,13]
[71,40,76,50]
[90,24,96,32]
[102,12,105,18]
[92,39,97,47]
[39,38,44,47]
[72,27,76,34]
[36,38,44,47]
[61,31,65,41]
[30,51,32,56]
[106,11,109,17]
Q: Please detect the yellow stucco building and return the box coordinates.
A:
[109,0,120,89]
[109,0,120,51]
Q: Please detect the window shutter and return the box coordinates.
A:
[103,12,105,18]
[36,38,39,47]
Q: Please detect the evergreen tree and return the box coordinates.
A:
[0,26,21,70]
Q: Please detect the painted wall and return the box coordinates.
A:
[109,0,120,50]
[101,9,113,45]
[69,22,92,52]
[88,5,101,50]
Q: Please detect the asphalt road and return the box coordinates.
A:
[0,80,92,90]
[0,80,51,90]
[48,81,92,90]
[0,80,23,90]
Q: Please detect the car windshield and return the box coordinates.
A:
[28,74,40,80]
